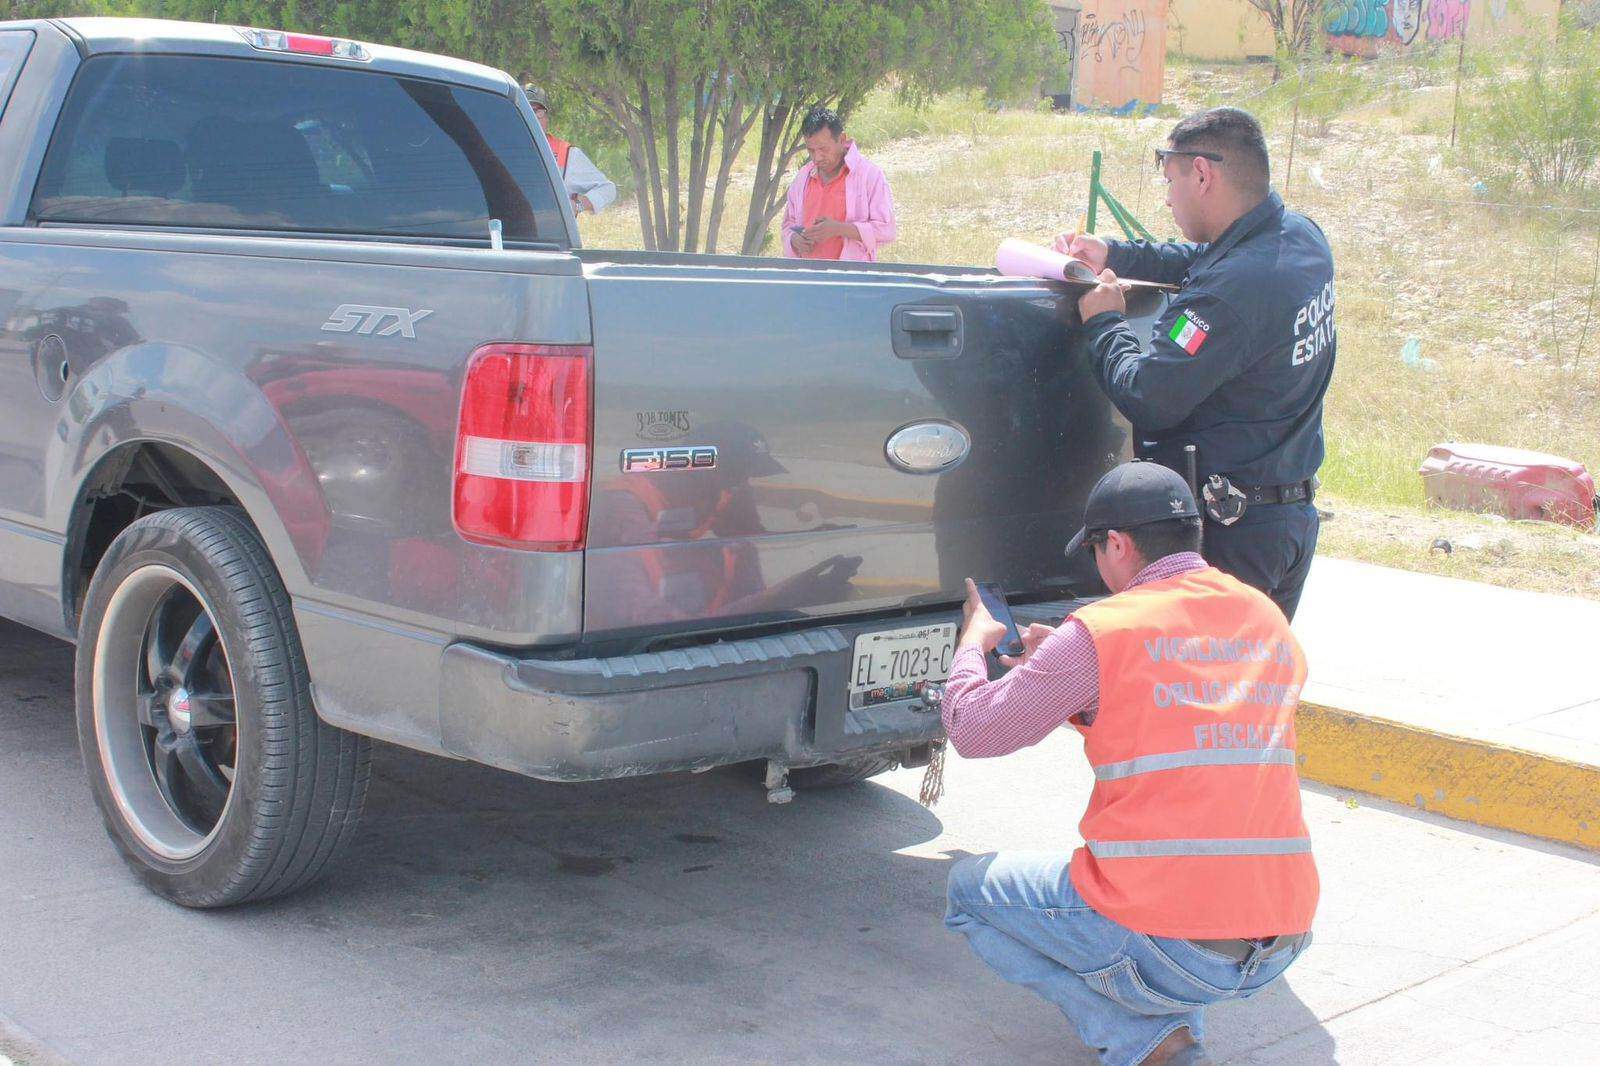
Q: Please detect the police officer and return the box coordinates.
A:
[1060,107,1335,620]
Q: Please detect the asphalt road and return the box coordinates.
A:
[2,617,1596,1065]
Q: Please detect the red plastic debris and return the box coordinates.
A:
[1419,443,1598,531]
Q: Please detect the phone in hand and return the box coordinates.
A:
[973,582,1025,658]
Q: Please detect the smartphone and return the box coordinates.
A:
[974,582,1025,658]
[789,225,806,235]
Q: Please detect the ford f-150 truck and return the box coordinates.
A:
[0,17,1161,907]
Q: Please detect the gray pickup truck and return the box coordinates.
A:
[0,17,1158,907]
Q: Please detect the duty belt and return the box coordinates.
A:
[1231,480,1315,507]
[1189,931,1307,964]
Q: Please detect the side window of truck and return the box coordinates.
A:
[0,30,35,118]
[30,54,567,245]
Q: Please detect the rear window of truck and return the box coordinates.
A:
[31,54,565,244]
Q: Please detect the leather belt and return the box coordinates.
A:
[1232,480,1314,507]
[1188,932,1307,964]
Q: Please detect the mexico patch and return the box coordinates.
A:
[1169,311,1211,355]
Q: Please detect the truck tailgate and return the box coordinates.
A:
[581,255,1157,642]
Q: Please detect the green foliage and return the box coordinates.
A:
[1295,57,1375,135]
[1464,20,1600,190]
[5,1,133,14]
[1246,0,1327,76]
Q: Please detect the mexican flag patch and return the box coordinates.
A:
[1168,311,1211,355]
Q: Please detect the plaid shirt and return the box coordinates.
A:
[941,553,1209,757]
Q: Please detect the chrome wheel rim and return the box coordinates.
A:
[94,565,239,860]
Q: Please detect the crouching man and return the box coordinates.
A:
[942,462,1318,1066]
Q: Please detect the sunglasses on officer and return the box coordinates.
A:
[1154,147,1224,171]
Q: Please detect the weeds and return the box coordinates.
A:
[1464,20,1600,190]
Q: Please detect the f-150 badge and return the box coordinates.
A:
[621,446,718,473]
[320,304,434,339]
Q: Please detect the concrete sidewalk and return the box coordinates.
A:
[1291,557,1600,850]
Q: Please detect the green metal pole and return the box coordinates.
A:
[1104,194,1140,240]
[1087,150,1102,234]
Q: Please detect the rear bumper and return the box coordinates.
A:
[437,601,1080,782]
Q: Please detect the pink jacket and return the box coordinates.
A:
[781,141,898,261]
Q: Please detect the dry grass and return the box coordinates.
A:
[576,57,1600,600]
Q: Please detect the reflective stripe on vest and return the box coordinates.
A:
[1087,836,1313,859]
[1094,746,1297,781]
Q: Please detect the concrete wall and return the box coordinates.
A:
[1167,0,1562,61]
[1168,0,1277,59]
[1052,0,1172,113]
[1326,0,1561,56]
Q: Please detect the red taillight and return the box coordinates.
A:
[453,343,592,551]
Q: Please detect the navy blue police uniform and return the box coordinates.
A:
[1080,191,1336,619]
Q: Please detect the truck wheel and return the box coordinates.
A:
[74,506,371,907]
[789,753,900,789]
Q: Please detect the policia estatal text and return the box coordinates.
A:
[1063,107,1335,620]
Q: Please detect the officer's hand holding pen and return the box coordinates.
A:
[1052,230,1109,272]
[1078,268,1129,320]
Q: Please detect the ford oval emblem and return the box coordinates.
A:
[885,421,971,474]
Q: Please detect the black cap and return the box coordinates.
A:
[1064,461,1199,559]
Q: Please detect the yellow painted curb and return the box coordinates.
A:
[1297,702,1600,851]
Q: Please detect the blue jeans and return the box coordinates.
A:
[946,852,1310,1066]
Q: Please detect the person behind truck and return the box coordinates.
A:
[941,461,1318,1066]
[1058,107,1335,620]
[781,106,897,262]
[523,85,616,217]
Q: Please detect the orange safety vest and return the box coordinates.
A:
[1068,566,1319,939]
[548,135,571,175]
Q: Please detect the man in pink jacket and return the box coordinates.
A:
[782,106,898,262]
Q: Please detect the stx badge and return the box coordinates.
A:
[321,304,434,339]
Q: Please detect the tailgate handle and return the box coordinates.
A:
[892,304,964,359]
[902,309,959,332]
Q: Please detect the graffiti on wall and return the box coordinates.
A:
[1326,0,1472,52]
[1057,24,1078,65]
[1079,9,1150,73]
[1051,1,1167,116]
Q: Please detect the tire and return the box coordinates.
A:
[74,506,371,907]
[789,753,900,789]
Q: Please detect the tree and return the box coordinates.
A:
[5,1,132,14]
[1245,0,1327,78]
[526,0,1058,254]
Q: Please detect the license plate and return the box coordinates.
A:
[849,623,957,709]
